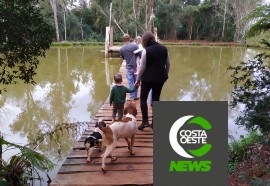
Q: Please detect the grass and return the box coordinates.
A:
[51,40,247,48]
[51,41,123,47]
[50,35,270,48]
[160,40,246,46]
[246,32,270,48]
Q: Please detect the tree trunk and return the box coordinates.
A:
[222,0,228,38]
[188,17,194,40]
[135,0,141,23]
[196,25,200,40]
[50,0,60,41]
[228,0,259,42]
[145,0,154,32]
[80,17,84,40]
[133,0,138,36]
[189,24,193,40]
[63,8,67,41]
[211,8,216,41]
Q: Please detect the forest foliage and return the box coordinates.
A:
[40,0,269,42]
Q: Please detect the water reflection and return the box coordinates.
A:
[0,47,120,160]
[0,46,264,182]
[161,46,262,139]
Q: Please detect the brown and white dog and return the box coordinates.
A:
[98,101,137,173]
[84,123,103,163]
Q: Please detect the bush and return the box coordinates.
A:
[0,137,54,185]
[246,31,270,48]
[228,131,263,162]
[228,41,270,135]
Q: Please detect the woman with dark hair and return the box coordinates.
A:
[136,31,170,130]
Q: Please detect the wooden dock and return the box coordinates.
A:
[109,46,121,52]
[51,62,153,186]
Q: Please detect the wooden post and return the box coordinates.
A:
[109,27,113,47]
[105,2,113,58]
[109,3,112,28]
[104,57,111,86]
[105,26,110,58]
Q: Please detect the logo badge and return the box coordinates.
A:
[169,115,212,158]
[154,101,228,186]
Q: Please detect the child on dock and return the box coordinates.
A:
[110,73,139,123]
[133,36,143,75]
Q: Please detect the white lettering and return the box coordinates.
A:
[179,130,208,144]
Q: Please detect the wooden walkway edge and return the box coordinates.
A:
[50,61,153,186]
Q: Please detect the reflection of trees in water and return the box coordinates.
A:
[164,46,253,139]
[1,47,120,160]
[164,46,246,102]
[178,72,213,101]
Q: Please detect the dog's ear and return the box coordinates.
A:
[101,121,106,127]
[95,122,99,128]
[124,106,127,115]
[131,104,137,116]
[133,106,137,116]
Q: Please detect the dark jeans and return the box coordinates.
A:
[112,103,124,121]
[140,81,164,121]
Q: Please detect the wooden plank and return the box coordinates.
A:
[109,46,121,52]
[78,138,153,143]
[90,117,152,123]
[95,113,151,118]
[51,170,153,186]
[63,157,153,165]
[81,134,152,139]
[67,148,153,158]
[73,141,153,150]
[58,163,153,174]
[83,130,153,135]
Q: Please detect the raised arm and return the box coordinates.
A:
[109,87,115,105]
[136,49,147,82]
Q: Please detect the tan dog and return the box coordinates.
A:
[98,101,137,173]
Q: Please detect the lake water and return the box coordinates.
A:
[0,45,263,184]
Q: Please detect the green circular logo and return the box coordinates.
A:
[169,115,212,158]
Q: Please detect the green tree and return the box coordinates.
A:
[183,5,198,40]
[228,41,270,135]
[0,0,53,93]
[228,0,262,41]
[244,4,270,38]
[155,0,183,39]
